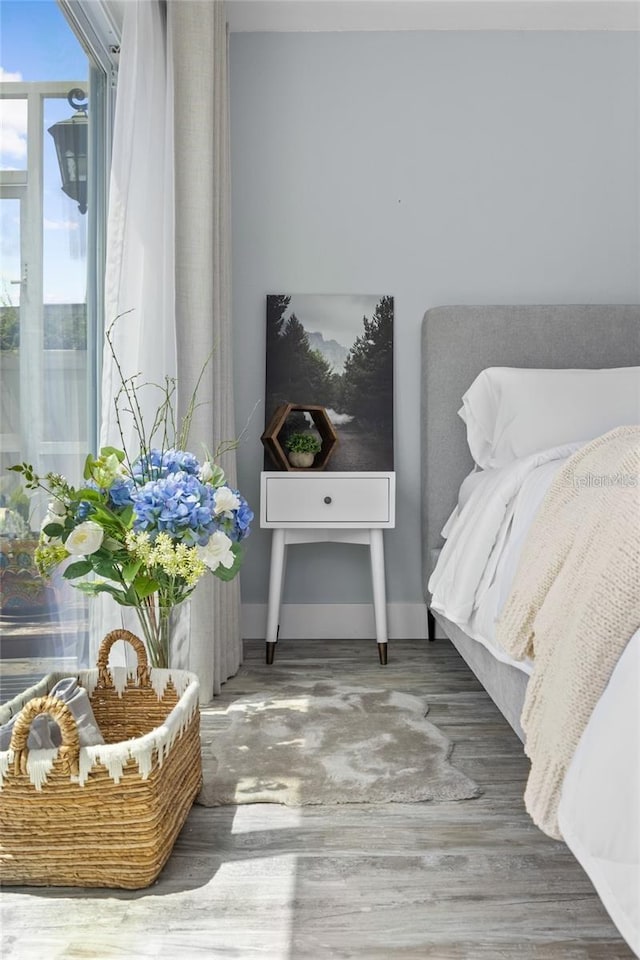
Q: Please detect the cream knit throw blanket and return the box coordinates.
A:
[497,426,640,839]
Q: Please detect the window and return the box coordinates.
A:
[0,0,116,696]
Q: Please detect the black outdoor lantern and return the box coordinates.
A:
[48,88,88,214]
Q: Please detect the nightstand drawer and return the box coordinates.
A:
[262,474,394,526]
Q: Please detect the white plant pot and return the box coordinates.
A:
[287,450,315,468]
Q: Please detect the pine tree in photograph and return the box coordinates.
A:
[266,298,336,416]
[342,295,393,432]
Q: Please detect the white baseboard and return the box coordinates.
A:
[242,603,430,641]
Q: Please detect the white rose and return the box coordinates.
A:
[197,530,234,571]
[199,461,214,483]
[213,486,240,516]
[65,521,104,556]
[199,461,225,487]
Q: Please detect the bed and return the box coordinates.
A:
[421,304,640,956]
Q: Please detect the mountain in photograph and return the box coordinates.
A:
[306,331,349,374]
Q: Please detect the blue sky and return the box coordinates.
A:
[1,0,90,304]
[1,1,87,81]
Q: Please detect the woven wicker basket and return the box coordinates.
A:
[0,629,202,889]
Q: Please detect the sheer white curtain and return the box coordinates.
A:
[100,0,241,698]
[102,0,176,446]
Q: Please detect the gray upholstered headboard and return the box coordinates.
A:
[421,304,640,600]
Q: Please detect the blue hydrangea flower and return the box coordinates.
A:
[132,448,201,483]
[132,472,216,547]
[230,494,254,542]
[75,500,93,522]
[162,449,201,476]
[215,491,253,542]
[108,476,135,508]
[131,449,163,483]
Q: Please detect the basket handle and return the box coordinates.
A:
[10,696,80,776]
[96,629,151,688]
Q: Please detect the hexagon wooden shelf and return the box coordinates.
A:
[261,403,339,471]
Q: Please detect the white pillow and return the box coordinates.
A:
[459,366,640,469]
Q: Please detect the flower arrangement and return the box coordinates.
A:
[285,432,321,454]
[9,315,253,668]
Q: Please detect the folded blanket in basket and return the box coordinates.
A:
[0,629,203,889]
[0,677,104,751]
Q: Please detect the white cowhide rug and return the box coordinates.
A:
[197,680,480,807]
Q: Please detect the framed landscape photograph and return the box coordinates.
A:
[264,294,394,471]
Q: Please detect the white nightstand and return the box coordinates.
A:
[260,471,396,665]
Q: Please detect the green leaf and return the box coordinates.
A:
[74,487,103,502]
[73,582,127,602]
[92,559,120,580]
[63,560,93,579]
[100,446,125,462]
[213,545,243,582]
[209,464,226,487]
[43,522,64,538]
[118,505,134,527]
[102,536,124,553]
[122,560,142,583]
[83,454,95,481]
[132,575,160,599]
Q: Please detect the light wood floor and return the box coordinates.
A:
[1,639,635,960]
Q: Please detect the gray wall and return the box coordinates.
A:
[230,30,640,610]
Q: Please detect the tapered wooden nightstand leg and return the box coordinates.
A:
[266,641,276,665]
[377,642,388,665]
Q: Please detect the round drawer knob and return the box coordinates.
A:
[323,496,332,505]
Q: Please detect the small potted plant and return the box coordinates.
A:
[285,431,321,468]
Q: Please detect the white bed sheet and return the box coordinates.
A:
[429,442,640,957]
[428,441,581,671]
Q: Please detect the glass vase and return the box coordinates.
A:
[132,596,191,670]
